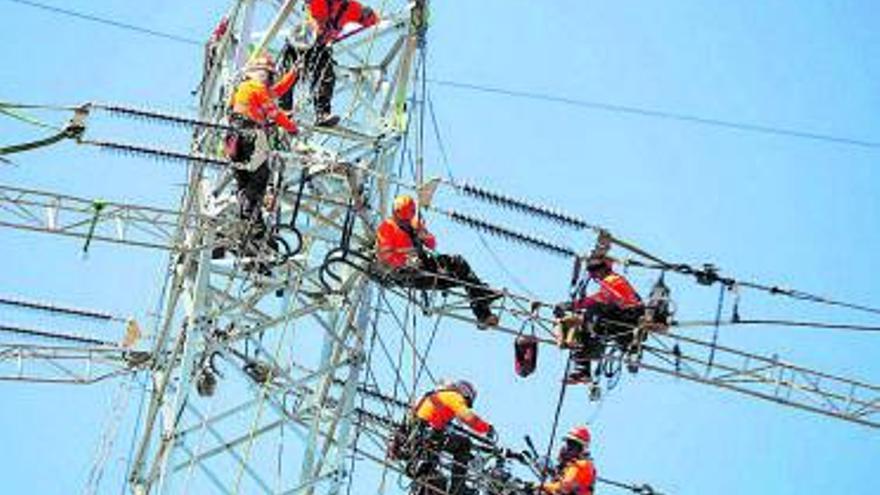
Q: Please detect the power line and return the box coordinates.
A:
[428,78,880,150]
[7,0,878,150]
[4,0,201,46]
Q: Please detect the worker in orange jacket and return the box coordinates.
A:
[225,54,298,231]
[537,426,596,495]
[407,380,496,495]
[375,195,500,328]
[554,256,644,385]
[280,0,379,126]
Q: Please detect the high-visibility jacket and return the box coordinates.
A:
[309,0,379,44]
[541,458,596,495]
[574,272,641,310]
[229,72,298,133]
[375,217,436,269]
[413,389,491,435]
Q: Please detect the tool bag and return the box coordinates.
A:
[514,311,539,377]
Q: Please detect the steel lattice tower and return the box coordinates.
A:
[126,1,431,493]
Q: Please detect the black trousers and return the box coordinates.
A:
[392,254,495,320]
[409,425,473,495]
[226,116,269,225]
[280,43,335,115]
[571,303,644,374]
[234,163,270,225]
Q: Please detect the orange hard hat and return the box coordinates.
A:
[392,195,416,221]
[566,425,591,447]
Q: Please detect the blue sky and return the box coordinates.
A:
[1,1,879,494]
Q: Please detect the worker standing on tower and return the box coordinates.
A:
[375,195,501,328]
[537,426,597,495]
[554,256,644,385]
[225,54,299,241]
[400,380,496,495]
[280,0,379,127]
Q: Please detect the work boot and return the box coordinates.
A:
[563,370,591,385]
[315,112,340,127]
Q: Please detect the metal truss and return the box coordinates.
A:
[120,1,430,494]
[2,0,877,494]
[640,332,880,428]
[0,342,140,384]
[0,184,182,251]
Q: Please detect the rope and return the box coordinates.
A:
[0,104,62,131]
[540,357,572,486]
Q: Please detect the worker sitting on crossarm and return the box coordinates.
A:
[537,426,596,495]
[554,256,644,385]
[375,195,501,328]
[280,0,379,127]
[406,380,496,495]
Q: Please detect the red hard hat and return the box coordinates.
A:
[393,195,416,222]
[566,425,591,447]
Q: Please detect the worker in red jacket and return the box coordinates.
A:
[280,0,379,127]
[406,380,496,495]
[537,426,597,495]
[554,257,644,385]
[375,195,500,328]
[225,54,299,231]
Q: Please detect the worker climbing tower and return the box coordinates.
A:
[125,1,431,493]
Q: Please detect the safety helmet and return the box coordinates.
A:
[451,379,477,406]
[586,256,612,275]
[247,54,277,74]
[565,425,591,448]
[392,194,416,222]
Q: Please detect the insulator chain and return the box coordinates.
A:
[443,209,576,258]
[455,180,595,231]
[94,103,233,132]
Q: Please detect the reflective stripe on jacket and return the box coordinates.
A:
[541,458,596,495]
[375,217,436,268]
[229,72,298,132]
[413,389,490,435]
[574,272,642,310]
